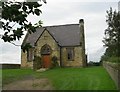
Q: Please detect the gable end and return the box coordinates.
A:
[35,28,59,46]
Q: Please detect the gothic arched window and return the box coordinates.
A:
[41,44,52,55]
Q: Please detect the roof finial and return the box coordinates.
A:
[79,19,84,24]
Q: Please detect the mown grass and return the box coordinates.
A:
[36,66,117,90]
[2,69,35,85]
[0,69,2,90]
[2,66,117,90]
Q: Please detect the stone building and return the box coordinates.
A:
[21,19,87,69]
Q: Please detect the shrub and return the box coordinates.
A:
[51,56,59,68]
[88,61,100,66]
[108,57,120,63]
[33,56,41,70]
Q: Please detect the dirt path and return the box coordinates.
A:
[3,78,54,90]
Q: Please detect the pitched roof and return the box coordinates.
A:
[23,24,81,47]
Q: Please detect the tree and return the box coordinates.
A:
[102,7,120,58]
[1,0,46,52]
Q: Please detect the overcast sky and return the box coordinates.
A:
[0,0,119,64]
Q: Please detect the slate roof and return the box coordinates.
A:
[23,24,81,47]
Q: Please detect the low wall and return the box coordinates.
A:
[103,62,120,90]
[0,64,20,69]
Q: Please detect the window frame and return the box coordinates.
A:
[27,48,34,62]
[66,47,74,61]
[41,44,52,55]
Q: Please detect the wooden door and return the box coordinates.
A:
[42,55,51,68]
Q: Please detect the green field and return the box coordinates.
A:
[2,69,34,85]
[0,69,2,91]
[2,66,117,90]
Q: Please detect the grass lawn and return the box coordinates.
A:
[2,69,35,85]
[0,69,2,90]
[2,66,117,90]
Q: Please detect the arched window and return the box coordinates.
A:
[27,48,34,62]
[41,44,52,55]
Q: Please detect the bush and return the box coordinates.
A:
[33,56,41,70]
[51,56,59,68]
[108,57,120,63]
[88,61,101,66]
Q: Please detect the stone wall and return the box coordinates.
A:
[103,62,120,90]
[21,50,33,69]
[61,47,83,67]
[0,64,20,69]
[35,30,60,66]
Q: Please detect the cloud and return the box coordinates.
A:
[0,53,21,64]
[88,46,106,62]
[0,1,119,64]
[46,0,120,2]
[0,39,21,64]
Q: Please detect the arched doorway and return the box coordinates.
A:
[41,44,52,68]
